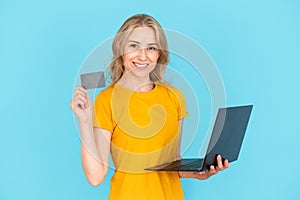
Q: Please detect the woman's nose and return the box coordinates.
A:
[138,48,147,60]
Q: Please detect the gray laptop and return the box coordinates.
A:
[145,105,253,172]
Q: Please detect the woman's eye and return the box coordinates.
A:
[147,46,157,51]
[129,44,139,49]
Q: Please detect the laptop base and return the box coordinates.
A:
[145,158,204,171]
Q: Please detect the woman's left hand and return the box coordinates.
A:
[195,155,229,180]
[178,155,230,180]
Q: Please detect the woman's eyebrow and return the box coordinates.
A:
[147,43,158,46]
[128,40,158,45]
[128,40,140,44]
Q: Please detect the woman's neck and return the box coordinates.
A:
[117,76,154,92]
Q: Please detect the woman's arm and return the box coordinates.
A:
[176,119,229,180]
[80,125,111,186]
[70,86,112,186]
[178,155,229,180]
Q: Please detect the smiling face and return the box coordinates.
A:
[122,26,160,81]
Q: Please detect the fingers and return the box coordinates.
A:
[224,158,230,168]
[70,86,90,110]
[197,165,219,180]
[74,93,88,107]
[196,155,230,180]
[76,86,88,94]
[216,155,224,171]
[207,155,230,174]
[71,97,86,109]
[208,165,218,175]
[215,155,230,171]
[196,166,217,180]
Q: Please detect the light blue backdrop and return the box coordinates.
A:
[1,0,299,199]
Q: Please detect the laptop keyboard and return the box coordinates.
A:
[168,159,202,171]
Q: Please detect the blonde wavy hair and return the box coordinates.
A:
[108,14,169,84]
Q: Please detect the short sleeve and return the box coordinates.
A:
[169,86,189,120]
[92,90,114,133]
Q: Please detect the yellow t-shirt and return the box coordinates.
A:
[93,82,188,200]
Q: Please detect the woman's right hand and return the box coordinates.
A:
[70,86,93,124]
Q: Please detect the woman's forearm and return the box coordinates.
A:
[80,122,107,186]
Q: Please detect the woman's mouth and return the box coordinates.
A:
[132,62,149,69]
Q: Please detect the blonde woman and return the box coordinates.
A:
[70,14,229,200]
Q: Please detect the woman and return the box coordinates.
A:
[70,14,229,200]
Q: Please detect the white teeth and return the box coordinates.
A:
[133,62,148,68]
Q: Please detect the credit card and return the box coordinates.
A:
[80,71,106,89]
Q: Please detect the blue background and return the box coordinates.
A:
[1,0,299,199]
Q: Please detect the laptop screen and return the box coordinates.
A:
[202,105,253,170]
